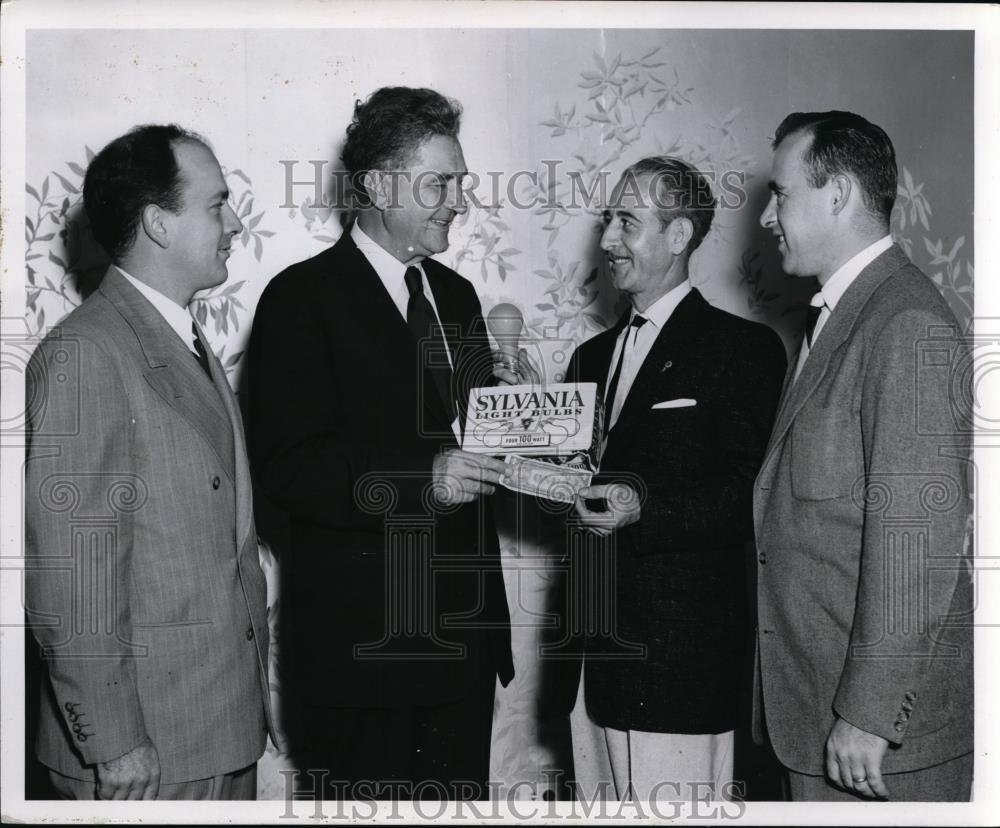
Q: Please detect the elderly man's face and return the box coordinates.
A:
[600,173,680,307]
[379,134,468,263]
[760,130,835,280]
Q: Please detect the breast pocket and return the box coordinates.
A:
[790,405,863,500]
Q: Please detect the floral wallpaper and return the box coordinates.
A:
[22,29,973,800]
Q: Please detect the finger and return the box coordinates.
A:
[848,762,874,798]
[126,780,145,800]
[142,777,159,800]
[110,781,129,800]
[578,484,608,499]
[867,764,890,799]
[492,367,521,386]
[825,747,844,790]
[517,348,543,383]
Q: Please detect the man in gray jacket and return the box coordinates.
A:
[754,111,973,801]
[25,124,271,799]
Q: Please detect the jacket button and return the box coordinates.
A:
[905,690,917,701]
[758,552,766,564]
[76,734,87,742]
[246,627,254,641]
[64,702,75,712]
[212,476,221,490]
[894,723,904,732]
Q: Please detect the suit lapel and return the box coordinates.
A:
[761,245,911,465]
[611,289,706,429]
[98,267,236,481]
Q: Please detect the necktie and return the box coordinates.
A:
[404,266,454,418]
[804,293,825,349]
[191,322,212,379]
[604,314,647,433]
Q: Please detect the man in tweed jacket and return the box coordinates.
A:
[25,125,272,799]
[754,111,973,801]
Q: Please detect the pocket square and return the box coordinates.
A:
[651,398,697,409]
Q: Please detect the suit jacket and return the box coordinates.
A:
[24,267,271,785]
[562,288,786,733]
[753,245,974,775]
[246,229,513,709]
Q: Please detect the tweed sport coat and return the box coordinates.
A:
[25,267,272,785]
[246,229,513,710]
[562,288,786,733]
[753,245,974,775]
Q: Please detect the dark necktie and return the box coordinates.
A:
[191,322,212,379]
[404,266,454,418]
[804,295,824,349]
[604,314,647,433]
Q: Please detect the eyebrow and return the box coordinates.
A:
[603,208,638,222]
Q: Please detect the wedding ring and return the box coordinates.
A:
[853,776,867,783]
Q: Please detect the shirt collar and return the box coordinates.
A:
[116,266,198,352]
[351,220,423,284]
[820,235,893,311]
[632,279,692,330]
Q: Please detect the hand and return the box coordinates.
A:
[432,449,509,506]
[96,736,160,800]
[825,716,890,799]
[573,483,641,536]
[492,348,542,386]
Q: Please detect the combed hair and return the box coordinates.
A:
[620,156,716,251]
[340,86,462,203]
[83,124,208,261]
[773,111,897,222]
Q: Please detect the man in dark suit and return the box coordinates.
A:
[754,111,973,801]
[247,87,515,800]
[565,157,786,800]
[25,125,271,799]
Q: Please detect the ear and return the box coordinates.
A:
[667,217,694,254]
[139,204,170,250]
[829,173,853,217]
[363,170,391,211]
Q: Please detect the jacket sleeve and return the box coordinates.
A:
[832,308,972,744]
[24,333,149,765]
[622,324,787,553]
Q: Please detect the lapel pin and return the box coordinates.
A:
[661,360,673,372]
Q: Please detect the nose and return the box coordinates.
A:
[224,202,244,235]
[759,195,776,229]
[600,220,618,251]
[449,179,468,215]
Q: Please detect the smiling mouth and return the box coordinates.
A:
[607,254,631,267]
[430,217,452,228]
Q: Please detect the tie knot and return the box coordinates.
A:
[805,294,825,347]
[404,266,423,297]
[630,314,648,330]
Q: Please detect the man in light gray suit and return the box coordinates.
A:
[25,125,272,799]
[754,111,973,801]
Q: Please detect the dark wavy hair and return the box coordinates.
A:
[83,124,207,262]
[340,86,462,203]
[773,111,897,222]
[620,156,716,252]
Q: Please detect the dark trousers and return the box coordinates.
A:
[299,669,496,801]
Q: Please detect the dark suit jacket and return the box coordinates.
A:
[25,268,271,784]
[246,229,513,709]
[754,245,973,775]
[562,288,786,734]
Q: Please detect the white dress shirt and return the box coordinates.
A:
[351,221,460,438]
[116,266,201,355]
[793,234,893,381]
[606,279,692,429]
